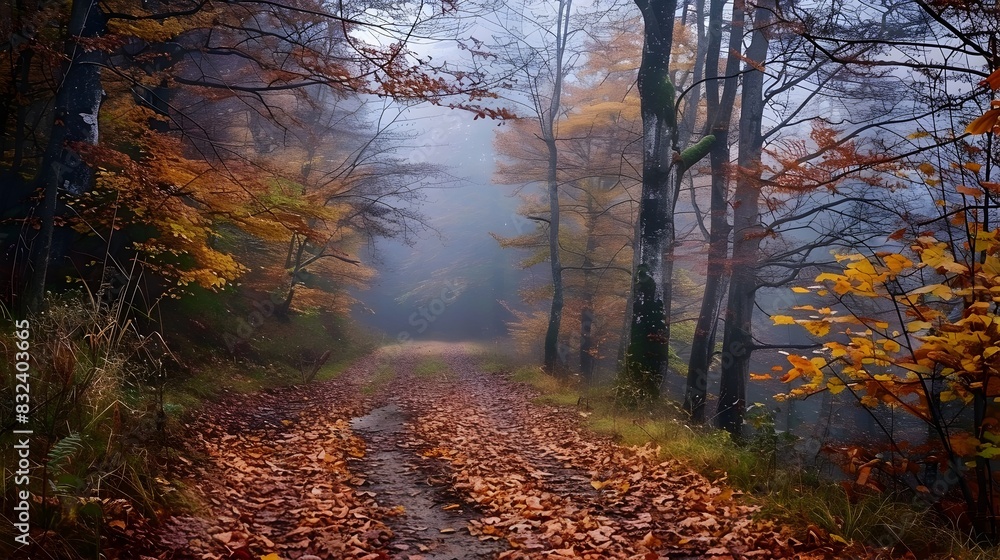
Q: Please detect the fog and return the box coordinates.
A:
[351,103,532,343]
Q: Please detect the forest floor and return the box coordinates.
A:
[143,341,844,560]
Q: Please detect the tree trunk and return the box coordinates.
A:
[580,187,599,382]
[580,305,594,381]
[621,0,678,406]
[684,0,744,422]
[543,0,573,375]
[716,0,770,437]
[278,235,309,317]
[26,0,105,312]
[544,135,565,373]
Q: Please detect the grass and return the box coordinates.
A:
[478,347,512,375]
[475,347,999,559]
[362,361,396,395]
[162,359,292,417]
[414,355,450,379]
[511,366,581,406]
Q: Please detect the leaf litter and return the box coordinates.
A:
[146,342,847,559]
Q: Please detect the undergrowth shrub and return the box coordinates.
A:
[1,288,165,557]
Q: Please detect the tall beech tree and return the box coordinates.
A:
[25,0,105,311]
[714,0,772,435]
[683,0,744,422]
[620,0,714,405]
[619,0,680,404]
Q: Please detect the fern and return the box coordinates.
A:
[46,433,84,475]
[45,433,86,497]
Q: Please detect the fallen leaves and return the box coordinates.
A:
[148,343,850,560]
[154,356,395,559]
[402,348,821,559]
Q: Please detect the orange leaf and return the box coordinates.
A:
[956,184,982,197]
[966,108,1000,135]
[980,67,1000,90]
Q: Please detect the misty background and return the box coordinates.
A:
[351,102,532,344]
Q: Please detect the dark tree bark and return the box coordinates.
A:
[26,0,105,311]
[683,0,744,422]
[542,0,573,375]
[579,186,599,382]
[716,0,771,437]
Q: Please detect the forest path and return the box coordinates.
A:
[150,341,826,560]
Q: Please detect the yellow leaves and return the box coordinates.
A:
[771,315,796,326]
[783,355,826,387]
[799,356,824,377]
[914,239,969,275]
[801,321,830,337]
[791,286,811,293]
[814,253,917,298]
[834,278,856,296]
[907,283,955,301]
[907,321,932,332]
[827,377,847,395]
[883,253,912,273]
[917,162,936,175]
[849,259,876,276]
[881,339,901,353]
[974,230,997,253]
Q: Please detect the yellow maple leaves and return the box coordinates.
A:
[769,223,1000,457]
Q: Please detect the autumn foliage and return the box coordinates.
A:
[772,67,1000,537]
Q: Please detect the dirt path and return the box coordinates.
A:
[349,402,502,559]
[148,342,829,560]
